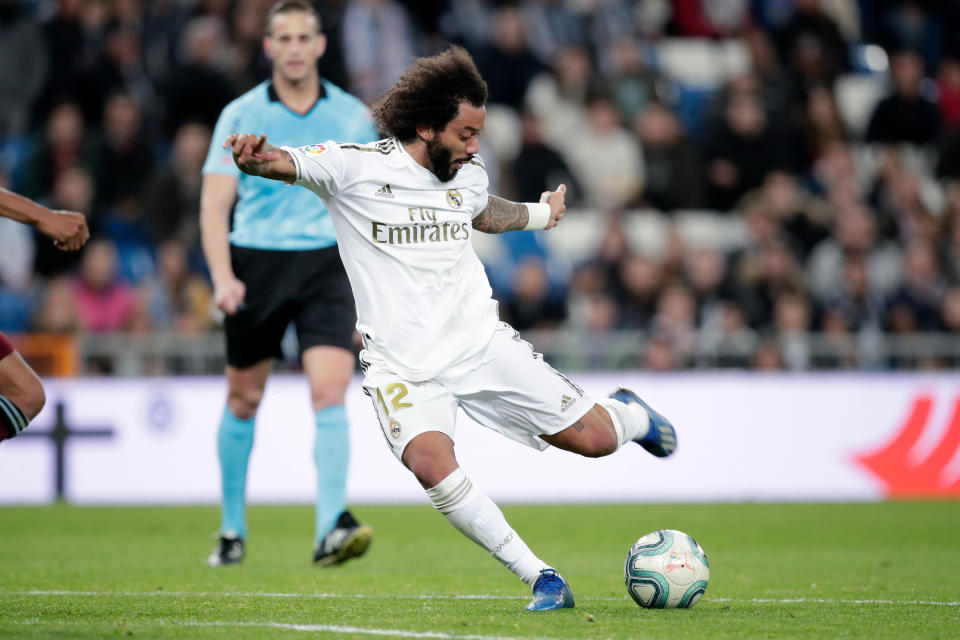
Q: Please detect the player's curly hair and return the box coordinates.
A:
[373,45,488,142]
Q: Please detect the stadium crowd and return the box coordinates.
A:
[1,0,959,371]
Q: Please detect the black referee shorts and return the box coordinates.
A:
[224,245,357,369]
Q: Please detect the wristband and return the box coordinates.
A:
[522,202,552,230]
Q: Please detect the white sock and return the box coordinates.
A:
[426,467,547,587]
[597,398,650,448]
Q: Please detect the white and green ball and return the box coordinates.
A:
[624,529,710,609]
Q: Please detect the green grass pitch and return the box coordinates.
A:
[1,502,958,639]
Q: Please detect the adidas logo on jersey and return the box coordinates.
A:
[375,184,395,199]
[560,395,576,413]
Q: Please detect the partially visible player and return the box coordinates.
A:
[200,0,378,567]
[224,46,678,610]
[0,187,89,443]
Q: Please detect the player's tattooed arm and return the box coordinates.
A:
[472,196,529,233]
[224,133,297,182]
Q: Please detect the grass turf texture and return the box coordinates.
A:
[0,502,958,639]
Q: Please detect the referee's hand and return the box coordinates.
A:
[213,276,246,315]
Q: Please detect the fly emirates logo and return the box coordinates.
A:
[371,207,471,246]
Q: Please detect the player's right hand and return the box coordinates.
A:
[213,276,247,315]
[224,133,282,176]
[37,210,90,251]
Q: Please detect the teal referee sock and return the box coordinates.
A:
[217,406,255,538]
[314,405,350,541]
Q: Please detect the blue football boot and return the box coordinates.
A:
[609,387,677,457]
[525,569,575,611]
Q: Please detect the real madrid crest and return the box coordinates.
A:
[446,189,463,209]
[389,418,401,438]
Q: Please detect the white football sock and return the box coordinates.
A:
[597,398,650,448]
[426,467,547,587]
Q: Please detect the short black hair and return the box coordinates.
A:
[266,0,320,34]
[372,45,488,142]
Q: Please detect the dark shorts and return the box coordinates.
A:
[225,245,357,369]
[0,332,13,360]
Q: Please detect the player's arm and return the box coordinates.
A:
[225,133,297,182]
[472,184,566,234]
[0,187,89,251]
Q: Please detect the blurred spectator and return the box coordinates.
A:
[33,0,98,126]
[742,28,795,118]
[649,282,697,364]
[0,0,49,137]
[87,92,154,213]
[342,0,415,105]
[633,102,703,211]
[525,45,592,149]
[671,0,751,39]
[683,246,732,329]
[499,257,566,331]
[513,111,582,208]
[704,91,785,211]
[936,55,960,129]
[732,237,806,330]
[697,301,756,369]
[802,85,848,165]
[520,0,587,67]
[33,275,79,333]
[882,239,946,332]
[877,0,941,71]
[0,172,34,293]
[224,0,272,93]
[938,183,960,283]
[599,39,661,127]
[939,285,960,332]
[72,238,135,332]
[772,290,812,370]
[752,338,785,370]
[616,253,663,329]
[142,122,210,247]
[754,171,832,259]
[774,0,850,93]
[819,251,884,334]
[865,49,941,146]
[22,102,89,201]
[140,239,212,333]
[161,16,236,136]
[77,20,156,127]
[807,204,902,304]
[563,92,644,211]
[643,333,680,371]
[472,6,545,111]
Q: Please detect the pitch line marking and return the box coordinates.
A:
[8,590,960,607]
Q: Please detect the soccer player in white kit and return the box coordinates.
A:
[224,46,678,611]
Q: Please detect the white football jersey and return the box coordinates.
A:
[283,138,499,381]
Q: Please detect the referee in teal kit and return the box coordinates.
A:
[199,0,377,568]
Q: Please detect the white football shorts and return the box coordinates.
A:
[361,322,595,459]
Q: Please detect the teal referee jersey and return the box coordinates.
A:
[203,79,378,250]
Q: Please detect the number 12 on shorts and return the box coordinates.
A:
[376,382,413,416]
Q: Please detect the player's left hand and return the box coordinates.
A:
[540,184,566,230]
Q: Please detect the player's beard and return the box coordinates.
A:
[426,136,458,183]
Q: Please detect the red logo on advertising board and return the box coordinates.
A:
[853,395,960,498]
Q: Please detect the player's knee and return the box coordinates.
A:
[22,381,45,420]
[578,431,618,458]
[402,438,457,489]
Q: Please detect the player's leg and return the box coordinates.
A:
[543,391,677,459]
[401,431,573,610]
[296,246,371,565]
[302,345,372,565]
[0,334,45,443]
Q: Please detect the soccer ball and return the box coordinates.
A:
[624,529,710,609]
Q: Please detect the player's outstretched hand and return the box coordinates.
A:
[213,276,247,315]
[541,184,566,230]
[37,210,90,251]
[224,133,282,176]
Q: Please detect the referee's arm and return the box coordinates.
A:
[199,173,244,315]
